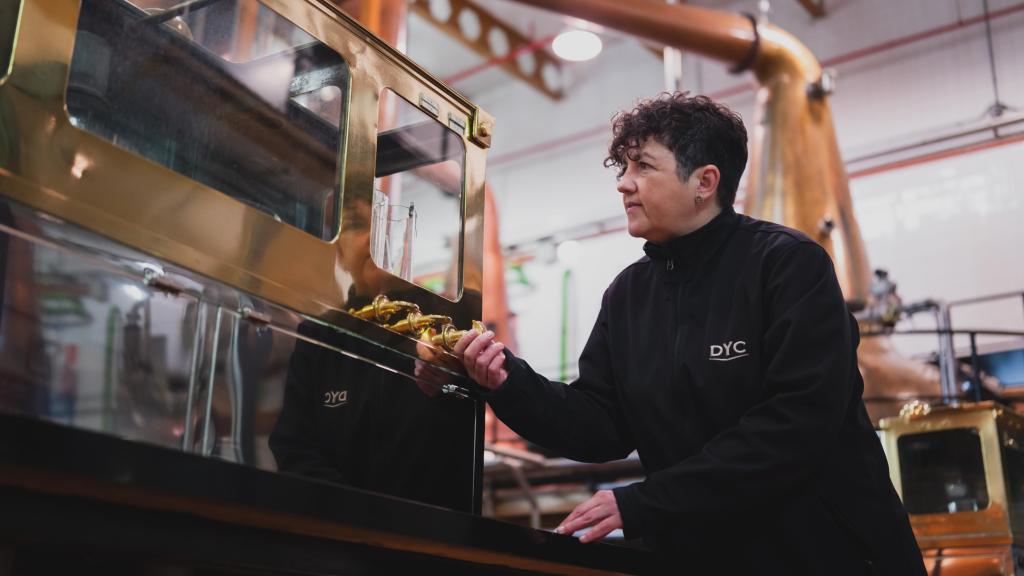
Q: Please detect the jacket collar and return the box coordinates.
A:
[643,206,738,268]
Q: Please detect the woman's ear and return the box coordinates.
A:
[696,164,721,196]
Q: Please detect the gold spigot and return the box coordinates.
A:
[430,320,487,351]
[349,294,420,322]
[387,311,453,336]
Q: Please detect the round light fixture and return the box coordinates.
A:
[556,240,581,266]
[551,29,602,62]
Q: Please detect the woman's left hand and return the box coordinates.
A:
[555,489,622,543]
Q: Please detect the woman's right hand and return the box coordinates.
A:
[453,329,508,390]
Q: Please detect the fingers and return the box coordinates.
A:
[487,351,506,386]
[578,516,620,544]
[557,509,597,536]
[474,341,505,383]
[557,496,600,534]
[452,330,508,389]
[415,340,437,362]
[555,491,621,544]
[463,330,495,361]
[452,329,481,355]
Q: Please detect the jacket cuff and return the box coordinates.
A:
[613,483,653,540]
[479,348,523,402]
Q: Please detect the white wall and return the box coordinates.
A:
[851,140,1024,357]
[411,0,1024,379]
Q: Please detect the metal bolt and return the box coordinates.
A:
[818,215,835,237]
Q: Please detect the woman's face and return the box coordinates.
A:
[616,139,717,244]
[338,199,386,296]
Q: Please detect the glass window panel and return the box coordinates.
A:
[0,226,199,451]
[372,90,465,300]
[67,0,346,240]
[0,212,478,512]
[898,428,989,514]
[200,310,478,511]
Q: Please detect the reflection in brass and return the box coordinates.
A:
[348,294,420,322]
[0,0,488,369]
[387,311,452,335]
[430,320,487,351]
[508,0,940,422]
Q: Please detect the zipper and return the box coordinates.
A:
[672,283,682,385]
[668,258,681,386]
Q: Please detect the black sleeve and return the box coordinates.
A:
[268,332,346,484]
[613,242,857,538]
[486,291,635,463]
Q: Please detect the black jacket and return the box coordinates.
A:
[488,207,925,574]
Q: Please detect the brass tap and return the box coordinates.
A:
[387,311,453,336]
[430,320,487,351]
[349,294,420,322]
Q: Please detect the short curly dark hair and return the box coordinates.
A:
[605,92,748,208]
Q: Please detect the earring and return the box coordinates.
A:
[695,195,704,206]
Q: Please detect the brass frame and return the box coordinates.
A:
[880,403,1014,549]
[0,0,491,357]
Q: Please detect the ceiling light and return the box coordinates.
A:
[551,29,602,62]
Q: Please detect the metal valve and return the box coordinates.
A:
[387,311,453,336]
[429,320,487,351]
[353,294,486,350]
[349,294,420,322]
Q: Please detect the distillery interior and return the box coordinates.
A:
[0,0,1022,573]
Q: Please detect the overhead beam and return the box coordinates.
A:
[408,0,564,99]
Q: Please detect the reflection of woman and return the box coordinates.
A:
[337,196,389,300]
[268,315,474,512]
[268,195,477,512]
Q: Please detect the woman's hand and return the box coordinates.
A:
[556,490,623,543]
[452,329,508,390]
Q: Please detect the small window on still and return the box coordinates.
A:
[67,0,347,240]
[898,428,989,514]
[370,89,465,300]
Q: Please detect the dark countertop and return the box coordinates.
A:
[0,414,659,575]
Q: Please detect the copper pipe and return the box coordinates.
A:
[510,0,756,67]
[232,0,261,61]
[482,183,515,350]
[338,0,407,49]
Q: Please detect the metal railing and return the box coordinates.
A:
[862,289,1024,405]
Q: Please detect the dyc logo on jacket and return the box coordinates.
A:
[709,340,748,362]
[323,390,348,407]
